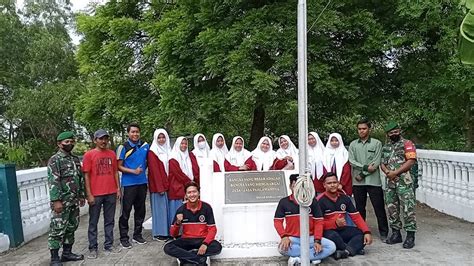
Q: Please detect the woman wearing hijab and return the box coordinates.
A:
[224,136,256,171]
[191,133,210,166]
[168,137,200,223]
[274,135,299,171]
[308,132,326,193]
[147,129,171,241]
[209,133,229,172]
[252,136,277,171]
[323,133,352,195]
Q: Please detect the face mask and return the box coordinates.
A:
[389,134,401,142]
[198,141,206,149]
[62,144,74,153]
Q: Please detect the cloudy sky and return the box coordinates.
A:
[15,0,107,44]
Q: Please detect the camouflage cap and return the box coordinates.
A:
[57,131,75,141]
[384,121,399,133]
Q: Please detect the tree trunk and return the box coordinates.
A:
[466,93,473,150]
[249,103,265,150]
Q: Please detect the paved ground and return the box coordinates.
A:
[1,199,473,266]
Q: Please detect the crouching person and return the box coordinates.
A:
[317,172,373,260]
[274,174,336,265]
[164,182,222,265]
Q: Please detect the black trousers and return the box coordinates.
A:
[353,185,389,236]
[119,184,147,241]
[88,193,117,250]
[323,227,364,256]
[163,238,222,264]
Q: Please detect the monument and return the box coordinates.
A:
[199,159,295,259]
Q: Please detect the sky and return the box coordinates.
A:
[15,0,107,44]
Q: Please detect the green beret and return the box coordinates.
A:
[57,131,75,141]
[384,121,399,133]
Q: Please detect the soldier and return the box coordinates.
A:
[47,131,86,266]
[380,122,417,249]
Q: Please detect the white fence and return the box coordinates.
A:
[416,149,474,222]
[0,167,89,253]
[1,149,472,253]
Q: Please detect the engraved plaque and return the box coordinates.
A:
[225,171,287,204]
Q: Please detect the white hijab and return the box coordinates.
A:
[170,136,194,180]
[307,132,325,180]
[209,133,228,172]
[276,135,299,170]
[276,135,299,159]
[192,133,210,159]
[225,136,252,166]
[251,136,276,171]
[149,128,171,175]
[323,133,349,180]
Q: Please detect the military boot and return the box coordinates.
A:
[61,244,84,262]
[50,249,63,266]
[403,231,415,249]
[385,230,403,244]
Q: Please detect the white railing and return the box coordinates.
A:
[16,167,52,242]
[416,149,474,222]
[16,167,89,243]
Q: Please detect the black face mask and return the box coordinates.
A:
[62,144,74,153]
[389,134,401,142]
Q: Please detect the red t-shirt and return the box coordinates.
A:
[82,149,118,196]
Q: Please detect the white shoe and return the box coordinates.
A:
[311,259,321,264]
[288,257,301,266]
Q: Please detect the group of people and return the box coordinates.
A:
[46,118,418,265]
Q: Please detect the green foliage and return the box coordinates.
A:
[1,0,472,168]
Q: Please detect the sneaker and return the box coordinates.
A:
[103,246,122,255]
[132,236,147,245]
[152,236,169,242]
[288,257,301,266]
[311,259,321,265]
[120,240,132,249]
[87,249,98,259]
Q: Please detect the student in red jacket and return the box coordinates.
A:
[224,136,256,171]
[168,137,200,225]
[209,133,228,172]
[317,172,372,260]
[322,133,352,196]
[164,182,222,265]
[274,174,336,265]
[251,136,276,171]
[147,129,171,241]
[308,132,326,194]
[273,135,299,171]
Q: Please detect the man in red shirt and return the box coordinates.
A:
[274,174,336,265]
[317,172,373,260]
[83,129,121,259]
[164,182,222,265]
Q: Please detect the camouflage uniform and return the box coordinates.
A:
[381,137,417,232]
[47,150,86,249]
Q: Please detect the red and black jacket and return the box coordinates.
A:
[273,195,324,241]
[317,192,370,234]
[170,200,217,245]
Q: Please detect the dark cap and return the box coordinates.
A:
[384,121,400,133]
[94,129,109,139]
[57,131,75,141]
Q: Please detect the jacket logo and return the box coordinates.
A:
[340,204,346,211]
[199,215,205,223]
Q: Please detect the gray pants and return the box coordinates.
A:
[88,193,117,250]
